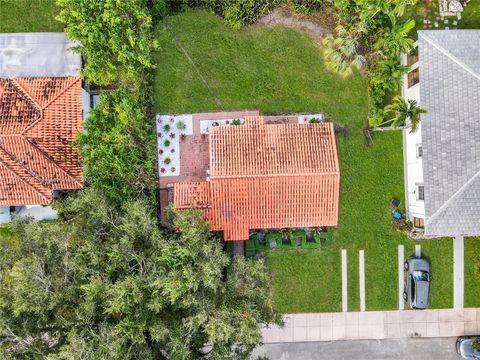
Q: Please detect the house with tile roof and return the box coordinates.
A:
[0,33,85,223]
[401,30,480,237]
[166,114,340,244]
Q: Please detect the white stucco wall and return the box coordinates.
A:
[401,52,425,222]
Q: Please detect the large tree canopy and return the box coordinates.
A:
[75,88,156,207]
[0,189,281,359]
[57,0,156,86]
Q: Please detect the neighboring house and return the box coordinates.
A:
[172,115,340,242]
[0,32,94,121]
[402,30,480,236]
[0,33,85,223]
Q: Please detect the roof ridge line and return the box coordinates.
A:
[24,137,83,188]
[0,146,51,203]
[40,76,80,110]
[426,168,480,227]
[21,77,80,135]
[10,79,43,116]
[419,32,480,82]
[210,171,340,180]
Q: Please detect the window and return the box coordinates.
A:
[410,275,415,300]
[408,68,420,87]
[416,185,425,201]
[416,144,423,158]
[413,217,425,228]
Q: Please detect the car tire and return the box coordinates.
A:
[404,262,409,270]
[403,291,407,301]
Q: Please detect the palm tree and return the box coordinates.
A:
[369,58,411,92]
[384,96,427,132]
[323,25,366,77]
[374,19,415,57]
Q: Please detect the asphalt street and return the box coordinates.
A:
[252,337,460,360]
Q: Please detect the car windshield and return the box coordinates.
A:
[412,270,429,282]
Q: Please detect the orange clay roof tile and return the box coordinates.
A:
[174,117,340,241]
[0,77,83,206]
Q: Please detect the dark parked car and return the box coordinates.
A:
[456,337,480,359]
[403,256,430,310]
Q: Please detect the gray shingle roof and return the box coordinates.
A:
[418,30,480,236]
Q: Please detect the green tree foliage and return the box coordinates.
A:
[153,0,282,29]
[322,24,366,77]
[374,18,415,58]
[57,0,156,86]
[0,190,281,359]
[382,96,426,132]
[75,88,156,207]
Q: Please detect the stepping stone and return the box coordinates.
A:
[320,237,327,247]
[270,240,277,249]
[453,20,458,25]
[444,19,449,24]
[258,233,266,245]
[295,236,302,247]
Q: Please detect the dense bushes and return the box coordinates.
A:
[75,88,157,207]
[57,0,156,87]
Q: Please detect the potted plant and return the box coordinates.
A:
[163,124,171,132]
[176,121,186,130]
[171,167,176,172]
[180,134,187,141]
[231,119,241,125]
[169,132,175,139]
[160,168,166,173]
[159,149,163,155]
[164,157,171,165]
[309,118,321,124]
[164,139,171,147]
[170,148,175,153]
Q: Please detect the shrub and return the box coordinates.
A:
[223,0,282,30]
[309,117,321,124]
[176,121,186,130]
[231,119,242,125]
[57,0,156,87]
[75,88,156,206]
[291,0,326,14]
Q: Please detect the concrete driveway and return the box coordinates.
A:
[252,337,461,360]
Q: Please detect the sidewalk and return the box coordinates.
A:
[262,308,480,343]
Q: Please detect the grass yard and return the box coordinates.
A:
[0,0,62,33]
[155,10,458,313]
[459,0,480,29]
[464,237,480,308]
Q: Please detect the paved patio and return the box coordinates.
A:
[261,308,480,343]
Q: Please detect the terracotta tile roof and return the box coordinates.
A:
[0,77,83,206]
[174,117,340,240]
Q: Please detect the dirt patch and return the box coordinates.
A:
[254,6,337,42]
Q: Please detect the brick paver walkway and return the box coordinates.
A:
[262,308,480,343]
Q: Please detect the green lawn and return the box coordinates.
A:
[465,237,480,308]
[459,0,480,29]
[155,10,458,313]
[0,0,62,33]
